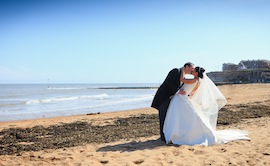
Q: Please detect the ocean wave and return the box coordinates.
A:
[43,95,154,112]
[109,95,153,104]
[25,93,109,105]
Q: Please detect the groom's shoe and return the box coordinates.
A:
[158,137,166,143]
[160,134,166,142]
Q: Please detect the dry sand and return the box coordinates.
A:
[0,83,270,166]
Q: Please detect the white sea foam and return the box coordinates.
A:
[25,93,109,105]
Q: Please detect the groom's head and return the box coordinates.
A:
[183,62,194,74]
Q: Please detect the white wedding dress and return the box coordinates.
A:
[163,74,250,146]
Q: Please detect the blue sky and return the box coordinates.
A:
[0,0,269,84]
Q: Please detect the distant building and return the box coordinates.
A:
[239,61,247,70]
[208,59,270,84]
[222,59,270,72]
[222,63,239,71]
[239,60,270,69]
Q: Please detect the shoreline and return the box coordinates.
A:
[0,107,156,130]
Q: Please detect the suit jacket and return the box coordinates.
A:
[151,68,182,109]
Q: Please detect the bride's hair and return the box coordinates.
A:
[195,67,205,78]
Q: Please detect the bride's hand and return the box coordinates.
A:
[181,67,186,74]
[178,89,186,95]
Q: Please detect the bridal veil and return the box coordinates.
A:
[191,73,227,130]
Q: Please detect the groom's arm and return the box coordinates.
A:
[164,68,180,94]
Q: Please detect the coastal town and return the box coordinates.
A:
[207,59,270,84]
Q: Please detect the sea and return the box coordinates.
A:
[0,83,159,122]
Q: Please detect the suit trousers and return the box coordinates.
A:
[158,98,171,142]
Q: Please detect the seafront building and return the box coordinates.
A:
[207,60,270,84]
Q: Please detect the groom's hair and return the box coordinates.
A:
[184,62,194,67]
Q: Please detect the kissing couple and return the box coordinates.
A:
[151,62,249,146]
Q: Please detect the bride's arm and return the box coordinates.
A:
[180,67,197,84]
[189,80,200,97]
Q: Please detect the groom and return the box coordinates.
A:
[151,62,194,142]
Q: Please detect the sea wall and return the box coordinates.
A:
[207,69,270,84]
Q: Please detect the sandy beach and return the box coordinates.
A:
[0,83,270,166]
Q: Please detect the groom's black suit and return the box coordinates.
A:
[151,68,182,142]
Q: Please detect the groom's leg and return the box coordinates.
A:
[158,110,165,142]
[158,99,171,142]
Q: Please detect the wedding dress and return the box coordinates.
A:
[163,74,250,146]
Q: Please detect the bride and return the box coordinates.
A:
[163,66,250,146]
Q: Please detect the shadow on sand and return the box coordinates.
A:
[96,139,179,152]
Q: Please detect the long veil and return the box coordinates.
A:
[191,73,250,143]
[191,73,227,130]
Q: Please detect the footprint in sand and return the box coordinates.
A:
[188,148,195,151]
[172,150,181,156]
[100,160,109,164]
[133,159,144,164]
[194,150,208,155]
[217,148,227,153]
[49,156,61,161]
[232,152,241,157]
